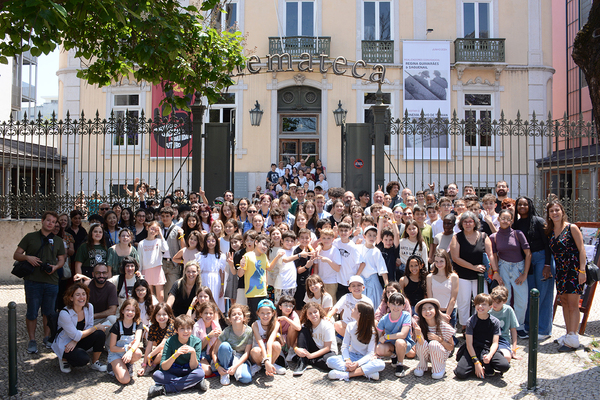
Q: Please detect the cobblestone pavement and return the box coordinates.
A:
[1,282,599,400]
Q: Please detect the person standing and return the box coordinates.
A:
[160,207,186,295]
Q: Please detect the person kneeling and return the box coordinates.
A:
[107,299,144,384]
[148,315,208,398]
[375,293,414,378]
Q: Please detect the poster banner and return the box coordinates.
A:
[403,41,451,160]
[150,84,194,158]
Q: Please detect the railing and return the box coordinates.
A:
[268,36,331,57]
[11,84,20,111]
[361,40,394,63]
[454,38,506,63]
[21,82,36,102]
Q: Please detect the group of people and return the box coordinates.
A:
[14,174,590,397]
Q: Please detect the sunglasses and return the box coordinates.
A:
[214,201,223,205]
[100,207,109,211]
[247,210,257,213]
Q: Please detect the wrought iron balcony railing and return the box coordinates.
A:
[268,36,331,57]
[454,38,505,63]
[362,40,394,63]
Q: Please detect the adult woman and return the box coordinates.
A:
[108,256,142,307]
[219,201,237,225]
[66,209,87,253]
[513,196,554,339]
[132,208,148,247]
[112,202,123,222]
[237,198,252,234]
[120,207,134,228]
[546,201,586,351]
[402,207,414,225]
[107,228,140,277]
[73,223,108,277]
[167,261,202,317]
[450,211,495,329]
[51,282,108,373]
[104,211,121,247]
[490,209,531,334]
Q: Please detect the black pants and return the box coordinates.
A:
[63,330,106,367]
[247,296,266,324]
[336,284,349,304]
[454,346,510,379]
[296,326,335,370]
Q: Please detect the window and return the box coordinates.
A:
[580,0,592,28]
[363,1,391,40]
[464,94,492,147]
[208,93,236,125]
[213,1,238,32]
[286,1,314,36]
[463,1,490,38]
[111,94,141,146]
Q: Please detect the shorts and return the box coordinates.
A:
[386,336,415,353]
[24,280,58,320]
[498,336,511,352]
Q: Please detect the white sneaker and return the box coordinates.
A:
[90,360,107,372]
[328,370,349,381]
[413,368,425,377]
[59,359,71,373]
[538,334,551,341]
[555,334,567,345]
[274,364,286,375]
[220,373,230,386]
[250,364,261,376]
[431,371,445,380]
[286,350,297,362]
[367,372,379,381]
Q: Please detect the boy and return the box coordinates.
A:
[432,196,453,237]
[489,286,520,362]
[425,203,439,226]
[334,222,363,301]
[266,163,279,187]
[482,193,500,231]
[357,226,388,306]
[326,275,373,336]
[454,293,510,379]
[413,205,433,250]
[269,231,298,303]
[293,228,316,309]
[468,200,496,235]
[160,206,185,295]
[315,228,342,303]
[238,234,270,320]
[431,214,456,262]
[315,194,331,219]
[369,203,383,223]
[376,213,400,281]
[234,231,257,306]
[375,293,414,377]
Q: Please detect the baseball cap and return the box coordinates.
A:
[364,226,378,235]
[348,275,365,285]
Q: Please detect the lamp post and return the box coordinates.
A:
[333,100,347,188]
[249,100,263,127]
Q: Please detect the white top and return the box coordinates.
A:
[341,321,377,365]
[317,246,342,284]
[138,238,168,270]
[398,238,428,266]
[311,319,338,354]
[431,218,444,237]
[108,275,137,307]
[196,252,227,311]
[139,296,159,326]
[276,248,297,290]
[364,204,392,216]
[359,245,387,278]
[333,293,373,324]
[220,238,230,255]
[434,232,453,253]
[52,304,95,360]
[430,274,455,310]
[304,292,333,310]
[334,239,363,286]
[275,167,287,177]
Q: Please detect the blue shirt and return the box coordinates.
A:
[377,311,413,343]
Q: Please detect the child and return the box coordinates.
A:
[375,292,414,377]
[327,276,373,337]
[249,299,286,376]
[334,222,363,302]
[107,299,144,384]
[238,234,270,318]
[427,249,459,327]
[413,298,455,379]
[489,286,520,362]
[454,293,510,379]
[224,232,243,304]
[192,302,222,376]
[148,315,208,398]
[431,197,453,237]
[293,228,317,310]
[315,228,342,303]
[399,220,428,276]
[172,230,202,268]
[213,304,253,385]
[426,204,439,226]
[413,205,433,251]
[139,303,176,376]
[326,301,385,380]
[375,281,411,323]
[221,218,238,254]
[277,295,301,361]
[400,255,427,315]
[139,221,169,302]
[132,279,157,328]
[482,194,500,231]
[431,214,456,262]
[231,231,257,307]
[269,230,298,303]
[304,274,333,314]
[376,222,401,281]
[211,220,224,239]
[267,227,283,302]
[293,302,338,376]
[197,232,226,312]
[357,226,389,306]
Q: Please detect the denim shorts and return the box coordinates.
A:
[24,280,59,320]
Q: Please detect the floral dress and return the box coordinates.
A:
[549,224,584,295]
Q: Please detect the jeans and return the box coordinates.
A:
[524,250,555,335]
[217,342,252,384]
[153,365,205,393]
[326,352,385,378]
[498,259,529,325]
[24,280,58,320]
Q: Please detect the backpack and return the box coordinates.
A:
[47,307,68,343]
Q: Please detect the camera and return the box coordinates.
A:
[40,262,53,274]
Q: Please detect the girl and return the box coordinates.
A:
[183,212,201,242]
[413,298,455,379]
[133,279,157,328]
[303,200,319,232]
[292,302,337,376]
[267,227,283,302]
[192,302,222,376]
[426,249,459,328]
[66,209,87,253]
[224,232,243,304]
[107,299,144,384]
[172,231,202,267]
[329,199,345,226]
[326,301,385,380]
[73,223,107,277]
[196,232,226,312]
[278,195,295,227]
[132,209,148,247]
[293,212,317,241]
[138,221,168,302]
[188,286,226,327]
[237,198,252,233]
[374,281,409,322]
[277,296,301,360]
[258,194,272,224]
[107,228,140,277]
[104,211,121,247]
[219,201,237,225]
[400,255,428,315]
[304,275,333,314]
[211,220,225,239]
[250,299,286,376]
[213,304,253,385]
[120,207,134,228]
[220,219,237,255]
[138,303,176,376]
[351,206,365,232]
[399,219,428,275]
[251,212,265,234]
[112,203,123,222]
[198,204,213,233]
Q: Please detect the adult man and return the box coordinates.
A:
[160,207,185,295]
[446,183,459,202]
[14,211,66,354]
[223,190,234,203]
[290,187,307,215]
[188,191,199,204]
[495,181,509,213]
[400,187,412,208]
[86,263,118,326]
[252,186,262,201]
[275,160,287,178]
[463,184,476,197]
[364,191,392,215]
[98,203,110,217]
[386,181,402,209]
[343,191,356,207]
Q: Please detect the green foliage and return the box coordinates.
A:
[0,0,245,113]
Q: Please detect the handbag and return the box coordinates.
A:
[586,260,600,286]
[11,234,48,279]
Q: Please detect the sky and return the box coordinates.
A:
[36,48,59,103]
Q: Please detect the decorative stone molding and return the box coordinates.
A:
[293,74,306,85]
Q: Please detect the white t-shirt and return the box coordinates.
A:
[398,238,428,266]
[431,218,444,237]
[317,246,342,284]
[108,275,137,306]
[359,245,387,278]
[311,319,338,354]
[277,248,297,290]
[333,293,373,324]
[333,239,363,286]
[303,292,334,310]
[434,232,454,253]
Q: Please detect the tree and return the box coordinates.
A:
[0,0,245,113]
[572,0,600,135]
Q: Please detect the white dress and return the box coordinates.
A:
[196,252,226,311]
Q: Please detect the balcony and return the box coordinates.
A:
[12,84,21,110]
[362,40,394,63]
[21,81,36,102]
[268,36,331,57]
[454,38,505,63]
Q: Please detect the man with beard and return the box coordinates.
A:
[343,191,356,207]
[494,181,509,213]
[87,263,118,326]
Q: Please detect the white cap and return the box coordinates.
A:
[348,275,364,285]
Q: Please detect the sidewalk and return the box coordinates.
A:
[0,281,599,400]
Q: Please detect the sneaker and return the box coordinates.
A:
[43,336,52,349]
[395,364,409,377]
[195,379,208,392]
[367,372,380,381]
[516,330,529,339]
[107,362,114,376]
[274,363,286,375]
[328,370,349,381]
[431,371,445,380]
[564,333,580,349]
[555,334,567,345]
[293,359,307,376]
[484,370,496,378]
[147,384,166,399]
[538,334,551,341]
[286,350,297,362]
[390,355,398,367]
[58,359,71,373]
[90,360,107,372]
[413,368,425,377]
[220,373,231,386]
[27,340,38,354]
[250,364,261,376]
